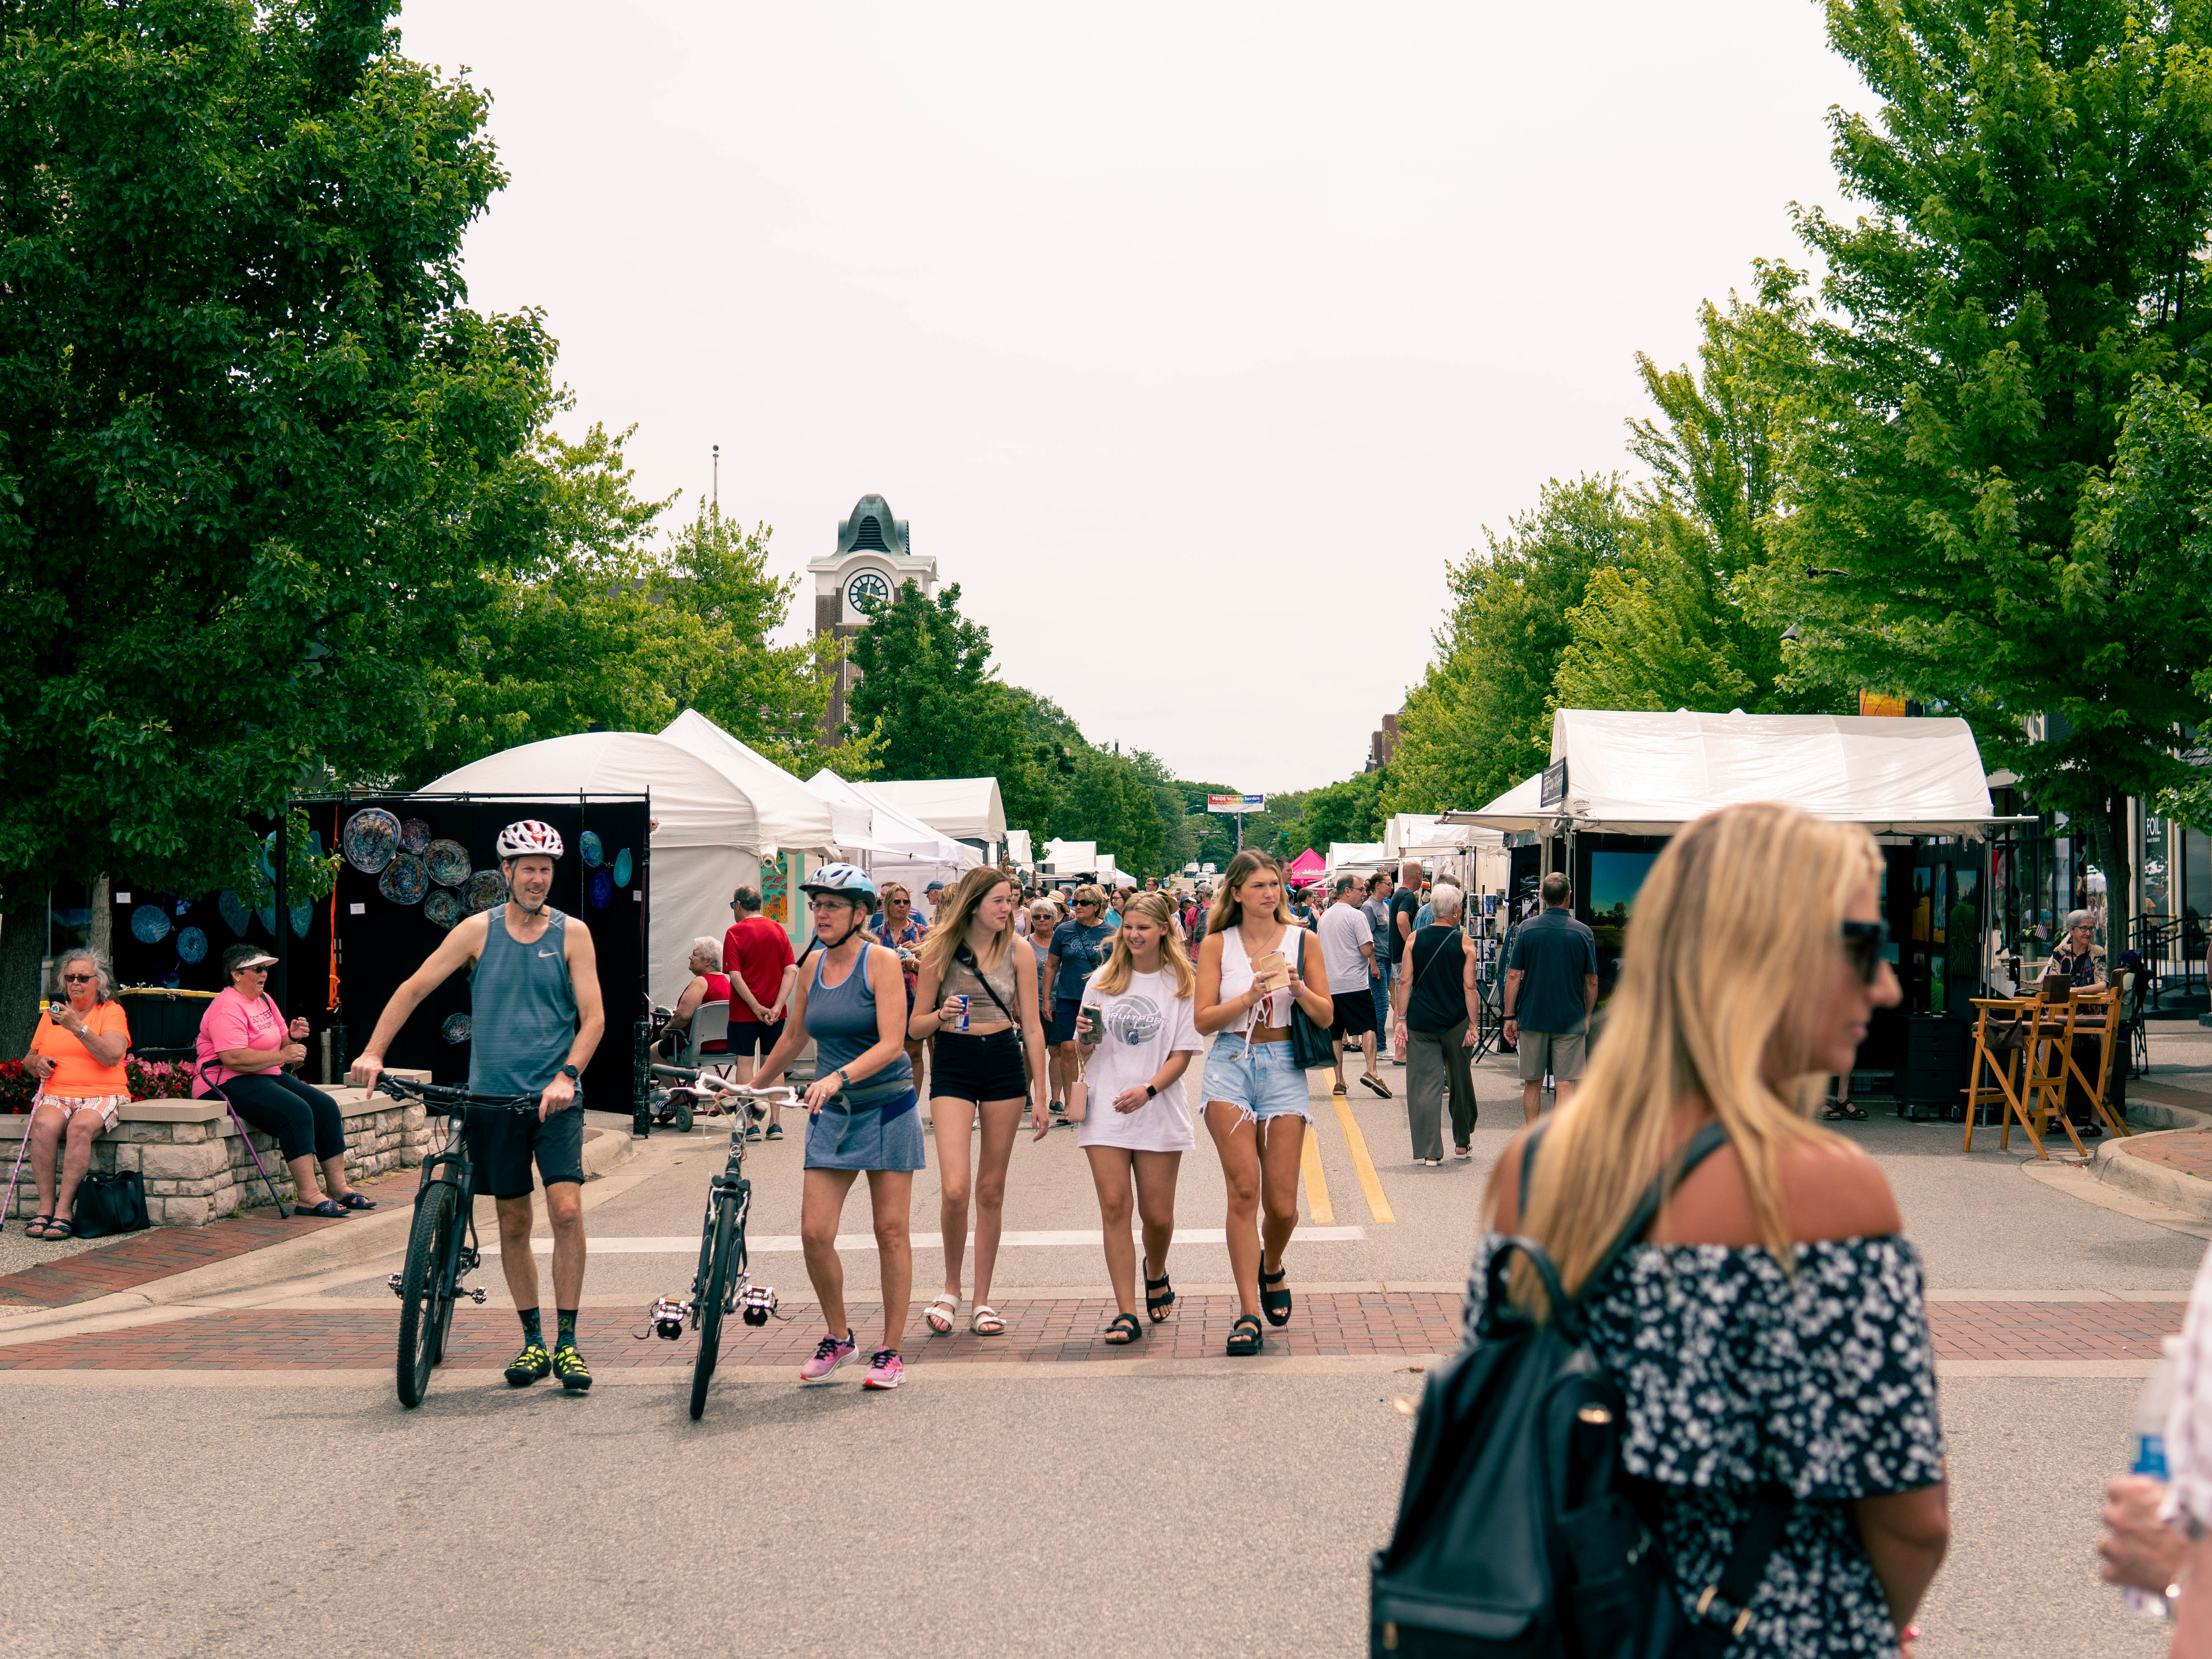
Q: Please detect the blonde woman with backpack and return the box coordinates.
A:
[1192,850,1334,1357]
[909,866,1049,1338]
[1072,893,1204,1344]
[1464,804,1947,1656]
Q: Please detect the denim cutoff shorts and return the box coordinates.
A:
[1199,1034,1313,1123]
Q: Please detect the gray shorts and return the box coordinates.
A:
[1516,1028,1587,1084]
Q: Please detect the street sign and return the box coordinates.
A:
[1207,793,1266,814]
[1540,760,1568,809]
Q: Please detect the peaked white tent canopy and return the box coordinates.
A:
[1443,710,2005,837]
[864,778,1007,844]
[421,731,770,1005]
[657,709,836,856]
[808,770,980,898]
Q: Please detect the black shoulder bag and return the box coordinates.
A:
[1370,1121,1792,1658]
[1285,927,1337,1069]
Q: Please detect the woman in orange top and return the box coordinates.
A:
[22,947,131,1239]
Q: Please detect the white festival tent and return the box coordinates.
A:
[1327,841,1386,874]
[862,778,1007,847]
[421,730,804,1007]
[1444,710,2005,837]
[656,709,838,857]
[808,770,981,898]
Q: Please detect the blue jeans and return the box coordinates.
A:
[1371,960,1394,1036]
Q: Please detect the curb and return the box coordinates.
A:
[0,1112,638,1342]
[2095,1128,2212,1222]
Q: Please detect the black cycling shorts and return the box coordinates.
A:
[465,1099,587,1200]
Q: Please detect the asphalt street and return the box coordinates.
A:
[6,1029,2210,1657]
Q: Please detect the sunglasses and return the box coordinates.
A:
[61,973,96,983]
[1841,920,1890,985]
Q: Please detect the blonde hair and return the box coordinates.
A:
[1096,893,1196,998]
[1205,850,1291,938]
[920,866,1017,981]
[878,881,911,905]
[1070,883,1108,911]
[1498,803,1880,1312]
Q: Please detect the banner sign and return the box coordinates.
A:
[1540,760,1568,809]
[1206,793,1266,814]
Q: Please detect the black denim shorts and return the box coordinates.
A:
[929,1028,1028,1104]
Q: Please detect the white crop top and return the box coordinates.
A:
[1217,921,1309,1032]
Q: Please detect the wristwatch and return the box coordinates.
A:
[558,1064,581,1082]
[1144,1084,1157,1100]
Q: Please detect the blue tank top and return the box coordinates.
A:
[807,941,913,1090]
[469,906,581,1098]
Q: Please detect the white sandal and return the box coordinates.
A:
[971,1305,1005,1336]
[923,1292,959,1336]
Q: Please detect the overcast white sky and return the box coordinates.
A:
[393,2,1868,794]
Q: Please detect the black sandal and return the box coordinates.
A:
[41,1216,74,1239]
[1226,1313,1263,1356]
[1823,1104,1868,1122]
[1145,1272,1176,1322]
[1260,1264,1292,1327]
[1102,1312,1143,1345]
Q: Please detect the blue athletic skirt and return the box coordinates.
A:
[803,1087,925,1172]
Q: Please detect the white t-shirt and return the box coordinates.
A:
[1317,901,1375,993]
[1075,966,1203,1152]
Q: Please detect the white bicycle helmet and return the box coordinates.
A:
[801,861,877,905]
[495,820,565,860]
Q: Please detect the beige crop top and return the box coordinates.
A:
[943,941,1023,1024]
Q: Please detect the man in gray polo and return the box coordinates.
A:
[1502,871,1596,1123]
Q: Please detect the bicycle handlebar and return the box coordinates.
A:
[376,1076,542,1114]
[650,1065,796,1104]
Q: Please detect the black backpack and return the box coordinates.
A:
[1370,1122,1791,1658]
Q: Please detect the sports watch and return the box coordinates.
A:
[558,1064,581,1081]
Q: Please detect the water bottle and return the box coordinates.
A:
[2122,1336,2186,1618]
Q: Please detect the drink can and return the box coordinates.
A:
[952,995,971,1033]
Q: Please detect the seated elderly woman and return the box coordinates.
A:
[196,944,370,1217]
[652,938,732,1064]
[19,947,132,1240]
[2048,909,2108,995]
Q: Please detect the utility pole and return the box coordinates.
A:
[711,445,719,510]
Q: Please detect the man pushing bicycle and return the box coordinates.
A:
[352,821,605,1392]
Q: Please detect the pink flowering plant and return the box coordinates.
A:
[124,1055,200,1102]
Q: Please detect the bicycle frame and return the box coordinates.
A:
[646,1074,794,1347]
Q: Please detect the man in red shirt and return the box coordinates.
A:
[722,885,798,1138]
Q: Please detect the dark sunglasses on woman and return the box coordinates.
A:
[1841,919,1890,984]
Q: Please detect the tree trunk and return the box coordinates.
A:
[90,875,111,960]
[0,905,48,1059]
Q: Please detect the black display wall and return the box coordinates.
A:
[325,795,650,1113]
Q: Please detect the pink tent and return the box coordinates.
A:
[1286,848,1325,886]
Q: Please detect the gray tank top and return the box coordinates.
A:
[470,906,580,1098]
[808,941,913,1089]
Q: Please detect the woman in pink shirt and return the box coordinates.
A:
[196,944,369,1217]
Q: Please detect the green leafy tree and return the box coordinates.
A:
[1051,750,1163,875]
[0,0,558,1046]
[1384,476,1641,814]
[1766,0,2212,890]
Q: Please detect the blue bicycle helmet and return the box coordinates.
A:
[801,861,878,908]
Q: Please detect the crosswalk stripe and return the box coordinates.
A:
[484,1226,1370,1256]
[1332,1095,1396,1224]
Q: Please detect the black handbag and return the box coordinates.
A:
[73,1168,152,1238]
[1371,1122,1790,1657]
[1285,928,1336,1070]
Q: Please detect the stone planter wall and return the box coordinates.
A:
[0,1070,433,1227]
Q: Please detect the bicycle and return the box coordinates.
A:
[375,1076,543,1408]
[640,1066,793,1419]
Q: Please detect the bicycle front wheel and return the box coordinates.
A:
[397,1179,461,1408]
[690,1190,737,1421]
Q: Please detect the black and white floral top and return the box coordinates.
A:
[1459,1234,1945,1657]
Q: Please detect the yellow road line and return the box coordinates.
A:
[1333,1095,1396,1224]
[1301,1120,1335,1226]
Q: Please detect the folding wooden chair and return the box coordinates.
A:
[1965,997,2045,1156]
[2018,982,2091,1158]
[2055,988,2129,1139]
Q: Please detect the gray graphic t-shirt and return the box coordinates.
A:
[1076,968,1203,1153]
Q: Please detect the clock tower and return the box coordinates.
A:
[810,494,937,742]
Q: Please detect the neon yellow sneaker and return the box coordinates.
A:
[504,1341,552,1387]
[552,1345,593,1393]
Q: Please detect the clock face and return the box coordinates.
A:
[847,571,891,615]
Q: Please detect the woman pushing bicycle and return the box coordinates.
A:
[908,866,1050,1339]
[751,863,920,1391]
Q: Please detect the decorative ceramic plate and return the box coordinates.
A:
[257,901,277,935]
[175,926,207,965]
[612,847,633,888]
[579,830,604,868]
[463,869,507,913]
[290,902,315,938]
[399,817,432,854]
[425,840,470,887]
[378,854,428,906]
[423,889,462,929]
[587,868,614,910]
[129,904,171,944]
[441,1013,472,1045]
[343,809,400,873]
[219,890,251,936]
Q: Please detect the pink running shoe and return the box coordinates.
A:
[799,1330,857,1383]
[862,1347,905,1390]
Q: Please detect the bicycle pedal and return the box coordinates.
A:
[650,1296,689,1340]
[467,1286,488,1304]
[386,1272,405,1299]
[740,1284,779,1326]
